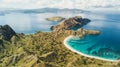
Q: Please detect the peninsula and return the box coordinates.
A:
[0,16,119,67]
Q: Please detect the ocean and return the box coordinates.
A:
[66,10,120,61]
[0,8,120,61]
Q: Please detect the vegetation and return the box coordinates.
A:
[46,16,65,22]
[0,31,119,67]
[0,16,118,67]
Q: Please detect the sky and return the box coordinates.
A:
[0,0,120,10]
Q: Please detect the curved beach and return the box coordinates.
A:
[63,35,119,62]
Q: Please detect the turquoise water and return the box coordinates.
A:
[66,12,120,61]
[0,9,120,60]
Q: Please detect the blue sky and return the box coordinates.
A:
[0,0,120,9]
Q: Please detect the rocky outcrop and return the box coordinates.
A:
[51,16,91,31]
[50,16,100,37]
[0,25,16,41]
[76,28,100,37]
[39,52,57,62]
[53,28,100,38]
[46,16,65,22]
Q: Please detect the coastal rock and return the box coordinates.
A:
[86,30,100,35]
[53,28,100,38]
[51,16,91,31]
[46,16,65,22]
[76,28,100,37]
[51,16,100,37]
[0,25,16,41]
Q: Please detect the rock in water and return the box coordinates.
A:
[0,25,16,40]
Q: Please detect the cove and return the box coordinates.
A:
[0,9,120,61]
[64,12,120,62]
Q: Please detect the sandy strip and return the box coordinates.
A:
[63,35,119,62]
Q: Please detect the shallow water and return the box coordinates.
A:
[66,11,120,61]
[0,9,120,60]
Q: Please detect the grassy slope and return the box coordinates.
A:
[0,31,119,67]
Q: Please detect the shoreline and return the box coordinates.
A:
[63,35,119,62]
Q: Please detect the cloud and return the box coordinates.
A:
[2,0,24,3]
[0,0,120,10]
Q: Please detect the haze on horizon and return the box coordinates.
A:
[0,0,120,10]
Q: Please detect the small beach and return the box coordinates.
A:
[1,0,120,66]
[63,35,119,62]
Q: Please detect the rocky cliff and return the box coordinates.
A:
[0,25,16,41]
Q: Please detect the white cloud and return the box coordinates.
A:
[0,0,120,10]
[2,0,24,3]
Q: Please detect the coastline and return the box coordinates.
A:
[63,35,119,62]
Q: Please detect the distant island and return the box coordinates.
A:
[46,16,65,22]
[0,16,119,67]
[0,8,87,16]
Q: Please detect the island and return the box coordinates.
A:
[46,16,65,22]
[0,16,119,67]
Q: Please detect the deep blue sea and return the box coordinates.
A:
[0,9,120,61]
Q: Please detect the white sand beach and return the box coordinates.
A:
[63,35,119,62]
